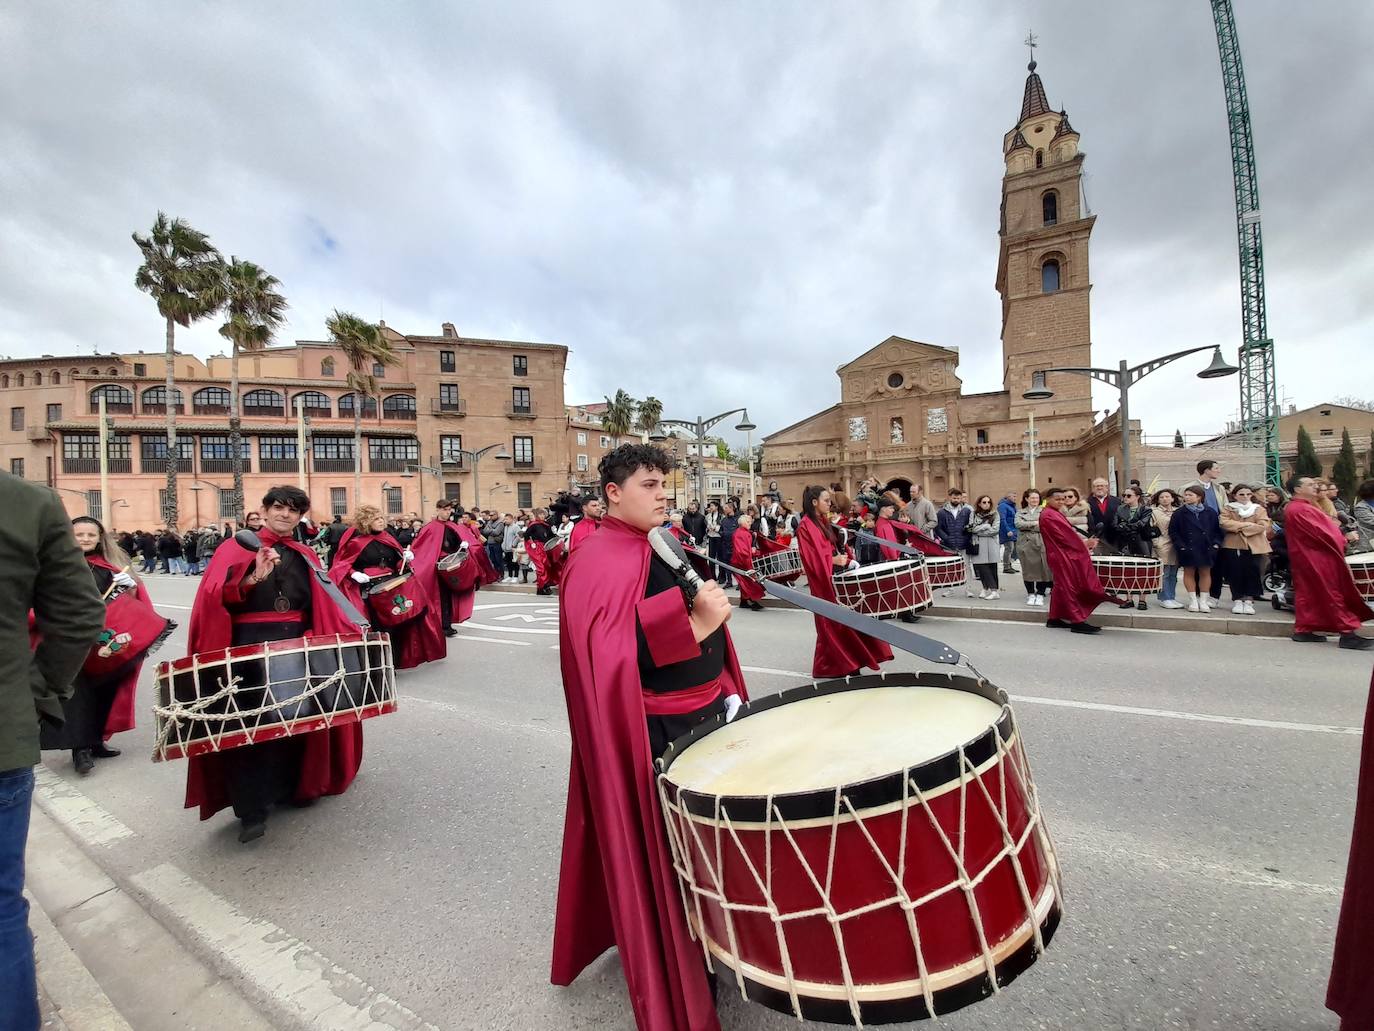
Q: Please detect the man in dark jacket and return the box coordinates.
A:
[1086,477,1121,555]
[0,473,105,1027]
[681,500,707,546]
[718,502,740,588]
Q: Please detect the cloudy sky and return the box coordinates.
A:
[2,2,1369,455]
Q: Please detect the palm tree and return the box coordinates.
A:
[601,389,636,442]
[210,259,288,519]
[326,311,399,505]
[133,214,222,529]
[635,396,664,441]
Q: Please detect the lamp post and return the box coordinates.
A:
[649,409,756,506]
[402,456,446,514]
[1023,345,1237,491]
[441,443,511,510]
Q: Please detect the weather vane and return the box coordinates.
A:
[1025,30,1038,67]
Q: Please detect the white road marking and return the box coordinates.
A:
[131,864,440,1031]
[405,695,563,737]
[460,621,558,635]
[740,665,810,678]
[451,633,530,647]
[159,604,193,610]
[34,766,134,847]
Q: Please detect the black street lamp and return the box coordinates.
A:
[649,409,755,505]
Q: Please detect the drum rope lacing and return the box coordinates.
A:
[152,635,395,760]
[658,677,1063,1026]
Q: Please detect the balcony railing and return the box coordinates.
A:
[313,458,357,473]
[200,458,238,473]
[141,457,192,474]
[259,458,300,473]
[382,407,417,421]
[439,455,466,469]
[243,405,286,418]
[505,458,542,474]
[504,400,537,419]
[141,404,184,415]
[369,457,413,473]
[297,405,332,419]
[62,458,133,474]
[193,403,229,416]
[89,402,133,415]
[430,398,467,416]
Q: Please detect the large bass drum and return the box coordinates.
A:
[832,559,932,617]
[657,672,1062,1025]
[1346,553,1374,602]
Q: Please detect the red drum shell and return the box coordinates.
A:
[1347,554,1374,602]
[1090,556,1163,594]
[657,674,1061,1025]
[82,589,171,681]
[365,571,425,627]
[438,552,481,592]
[924,555,967,589]
[832,560,932,616]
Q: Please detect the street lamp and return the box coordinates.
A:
[438,443,511,509]
[649,408,755,506]
[402,456,445,514]
[1023,345,1237,490]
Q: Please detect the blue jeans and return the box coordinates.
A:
[1158,564,1179,602]
[0,766,37,1031]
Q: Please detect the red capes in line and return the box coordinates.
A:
[552,516,748,1031]
[526,520,560,591]
[411,518,498,626]
[797,517,892,678]
[1041,507,1109,624]
[731,526,765,603]
[90,555,146,739]
[1286,500,1373,635]
[1328,668,1374,1029]
[329,528,447,669]
[184,528,363,821]
[873,517,953,563]
[569,515,601,551]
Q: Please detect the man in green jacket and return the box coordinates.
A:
[0,472,105,1030]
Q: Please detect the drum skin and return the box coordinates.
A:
[438,552,481,592]
[82,588,171,681]
[657,674,1061,1025]
[1348,554,1374,602]
[924,555,967,589]
[1090,556,1163,594]
[365,571,425,627]
[832,560,932,617]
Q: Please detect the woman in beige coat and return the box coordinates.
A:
[1218,484,1271,615]
[1150,488,1183,607]
[1062,487,1090,536]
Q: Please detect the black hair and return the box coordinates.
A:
[1021,487,1040,507]
[262,485,311,513]
[1043,486,1066,499]
[801,484,840,545]
[1196,459,1217,476]
[598,443,675,497]
[1358,479,1374,502]
[1151,488,1178,506]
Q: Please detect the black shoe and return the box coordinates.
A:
[1291,632,1328,643]
[238,816,267,843]
[1118,600,1135,609]
[73,749,94,775]
[91,745,121,759]
[289,797,319,809]
[536,586,551,596]
[900,611,920,623]
[1136,600,1147,611]
[1070,622,1102,635]
[1046,618,1071,629]
[444,627,458,637]
[1339,634,1374,651]
[748,600,765,611]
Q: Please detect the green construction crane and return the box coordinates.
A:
[1210,0,1280,486]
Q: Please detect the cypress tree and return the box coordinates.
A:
[1173,429,1184,448]
[1332,428,1359,501]
[1291,425,1322,488]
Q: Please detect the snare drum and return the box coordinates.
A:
[925,554,967,589]
[1091,556,1162,594]
[1346,553,1374,602]
[152,632,398,761]
[753,549,803,584]
[832,559,932,617]
[83,588,174,682]
[657,672,1062,1024]
[364,571,424,627]
[437,551,481,592]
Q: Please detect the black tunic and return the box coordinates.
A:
[41,562,119,750]
[356,537,402,574]
[637,556,726,758]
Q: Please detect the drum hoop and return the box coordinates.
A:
[658,671,1013,823]
[156,631,379,675]
[1347,553,1374,565]
[366,573,412,595]
[833,559,924,583]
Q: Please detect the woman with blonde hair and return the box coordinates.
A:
[1061,487,1090,536]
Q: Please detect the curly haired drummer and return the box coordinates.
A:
[552,443,750,1031]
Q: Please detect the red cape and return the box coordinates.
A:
[797,517,892,678]
[1286,500,1373,635]
[569,516,601,551]
[411,518,497,625]
[874,517,953,562]
[552,516,748,1031]
[526,521,561,590]
[330,528,447,669]
[184,527,363,820]
[1328,667,1374,1029]
[88,555,150,739]
[1041,507,1109,623]
[731,526,764,603]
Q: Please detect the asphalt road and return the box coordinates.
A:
[33,575,1371,1031]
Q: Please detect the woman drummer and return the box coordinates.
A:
[41,517,151,775]
[329,505,446,669]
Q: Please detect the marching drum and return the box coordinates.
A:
[1090,556,1163,594]
[832,560,933,618]
[364,571,425,627]
[152,632,398,761]
[437,550,481,592]
[83,587,174,682]
[657,672,1062,1025]
[753,549,803,584]
[1347,553,1374,602]
[924,554,967,589]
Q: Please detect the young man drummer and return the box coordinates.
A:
[1040,485,1109,635]
[185,486,364,843]
[551,443,748,1031]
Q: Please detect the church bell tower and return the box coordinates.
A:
[997,55,1095,421]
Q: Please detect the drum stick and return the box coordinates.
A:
[101,565,132,601]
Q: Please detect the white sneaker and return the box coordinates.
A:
[977,589,990,600]
[1026,594,1037,606]
[1187,599,1200,612]
[1200,599,1212,613]
[1232,601,1245,614]
[1243,601,1256,614]
[1160,599,1184,609]
[986,591,1000,600]
[1035,595,1045,606]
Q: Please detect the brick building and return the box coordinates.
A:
[0,322,569,530]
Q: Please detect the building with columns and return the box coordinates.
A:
[762,60,1129,505]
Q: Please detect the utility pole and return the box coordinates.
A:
[98,394,110,529]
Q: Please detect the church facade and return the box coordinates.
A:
[762,61,1127,504]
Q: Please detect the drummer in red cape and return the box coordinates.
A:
[40,516,168,775]
[552,443,749,1031]
[730,512,766,612]
[874,492,951,560]
[184,486,363,843]
[330,504,447,668]
[411,500,498,637]
[1285,476,1373,650]
[523,507,559,596]
[796,485,893,677]
[1039,485,1109,635]
[568,496,603,550]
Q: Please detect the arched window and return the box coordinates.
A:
[88,367,99,375]
[16,373,24,387]
[108,368,118,376]
[69,369,78,381]
[89,384,133,413]
[1041,258,1061,294]
[141,385,185,413]
[193,387,232,414]
[382,394,417,420]
[1042,191,1057,226]
[292,391,332,415]
[320,357,335,377]
[1,375,8,388]
[52,371,60,385]
[338,392,377,419]
[242,389,285,415]
[32,372,41,386]
[1034,150,1044,168]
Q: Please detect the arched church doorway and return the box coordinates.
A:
[883,477,913,502]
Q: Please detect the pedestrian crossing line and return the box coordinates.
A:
[451,632,531,647]
[130,863,441,1031]
[34,765,134,847]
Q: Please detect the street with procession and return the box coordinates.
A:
[27,573,1368,1031]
